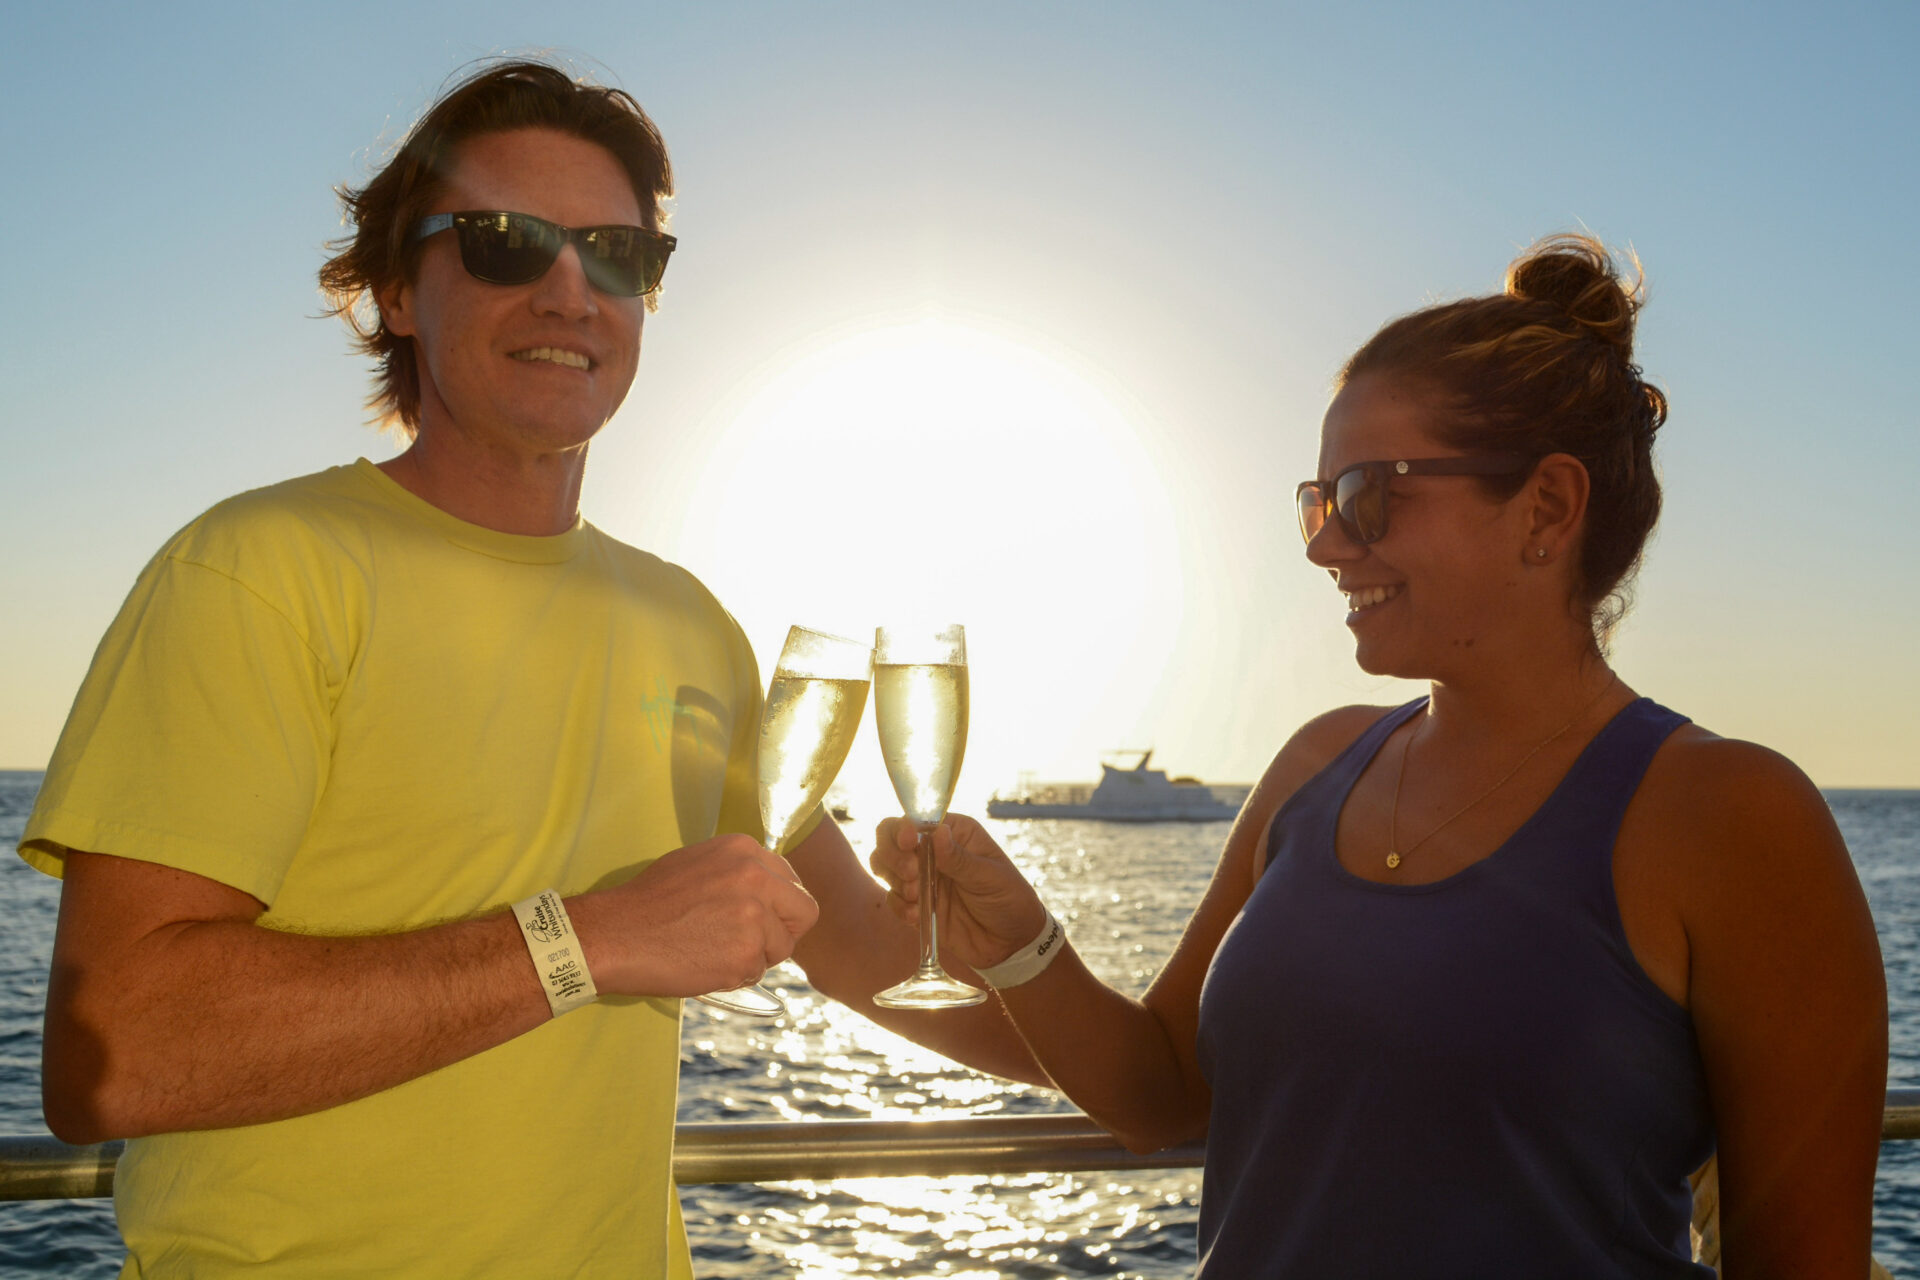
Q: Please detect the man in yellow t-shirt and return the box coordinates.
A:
[22,59,1040,1278]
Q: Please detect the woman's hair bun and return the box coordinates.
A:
[1503,233,1642,356]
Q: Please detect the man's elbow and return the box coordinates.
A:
[42,1074,119,1146]
[42,1018,144,1145]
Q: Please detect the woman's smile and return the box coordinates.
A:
[1341,581,1404,625]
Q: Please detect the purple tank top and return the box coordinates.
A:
[1195,697,1714,1278]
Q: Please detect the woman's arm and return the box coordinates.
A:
[869,706,1388,1152]
[786,816,1052,1087]
[1647,737,1887,1280]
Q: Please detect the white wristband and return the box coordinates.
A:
[511,890,599,1018]
[975,907,1066,990]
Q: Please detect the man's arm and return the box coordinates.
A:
[784,818,1052,1087]
[43,837,816,1144]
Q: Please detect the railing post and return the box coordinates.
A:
[0,1135,122,1200]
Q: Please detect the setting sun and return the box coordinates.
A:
[664,318,1186,818]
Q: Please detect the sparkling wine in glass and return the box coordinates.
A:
[697,625,871,1018]
[872,624,987,1010]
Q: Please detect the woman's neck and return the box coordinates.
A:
[1420,641,1623,755]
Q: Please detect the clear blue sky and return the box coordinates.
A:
[3,1,1916,793]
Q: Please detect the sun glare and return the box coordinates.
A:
[672,319,1185,817]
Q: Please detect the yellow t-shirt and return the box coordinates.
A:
[23,460,766,1278]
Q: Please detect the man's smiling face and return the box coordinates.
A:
[379,127,648,458]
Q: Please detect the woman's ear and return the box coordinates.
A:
[1523,452,1590,564]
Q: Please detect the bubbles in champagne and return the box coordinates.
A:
[758,676,868,851]
[874,663,969,827]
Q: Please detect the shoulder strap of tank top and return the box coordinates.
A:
[1341,698,1428,780]
[1308,698,1429,806]
[1529,697,1693,876]
[1261,699,1427,878]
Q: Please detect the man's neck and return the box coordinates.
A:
[378,428,588,537]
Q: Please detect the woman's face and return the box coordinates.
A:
[1306,372,1534,679]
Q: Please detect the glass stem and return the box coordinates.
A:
[915,826,943,977]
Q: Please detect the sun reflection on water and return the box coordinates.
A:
[679,820,1222,1278]
[687,1167,1202,1279]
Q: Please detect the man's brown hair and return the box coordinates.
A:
[319,59,673,436]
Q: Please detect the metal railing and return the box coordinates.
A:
[4,1090,1916,1202]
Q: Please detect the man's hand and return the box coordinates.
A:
[575,834,819,997]
[868,815,1046,971]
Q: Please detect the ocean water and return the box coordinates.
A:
[1,772,1914,1278]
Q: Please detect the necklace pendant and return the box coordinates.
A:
[1386,851,1401,870]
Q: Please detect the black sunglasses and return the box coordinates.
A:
[1296,454,1534,545]
[412,210,676,297]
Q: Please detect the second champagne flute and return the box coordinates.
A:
[872,624,987,1010]
[696,625,871,1017]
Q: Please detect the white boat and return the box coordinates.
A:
[986,751,1247,822]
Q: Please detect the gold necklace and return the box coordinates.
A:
[1386,675,1620,870]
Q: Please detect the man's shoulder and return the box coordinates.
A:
[584,526,742,627]
[583,522,672,577]
[581,529,759,697]
[134,465,413,635]
[163,464,375,568]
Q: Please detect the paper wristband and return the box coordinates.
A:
[511,890,599,1018]
[975,907,1066,989]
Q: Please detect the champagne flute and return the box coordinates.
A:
[872,624,987,1010]
[697,625,872,1017]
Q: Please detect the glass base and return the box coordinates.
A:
[873,970,989,1010]
[694,982,788,1017]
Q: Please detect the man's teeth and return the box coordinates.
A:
[1344,584,1402,610]
[512,347,590,370]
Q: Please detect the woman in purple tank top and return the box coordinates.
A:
[873,233,1886,1278]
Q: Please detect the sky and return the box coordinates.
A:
[2,2,1916,812]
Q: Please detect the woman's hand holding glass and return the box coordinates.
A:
[869,813,1050,980]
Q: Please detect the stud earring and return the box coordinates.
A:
[1535,548,1548,559]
